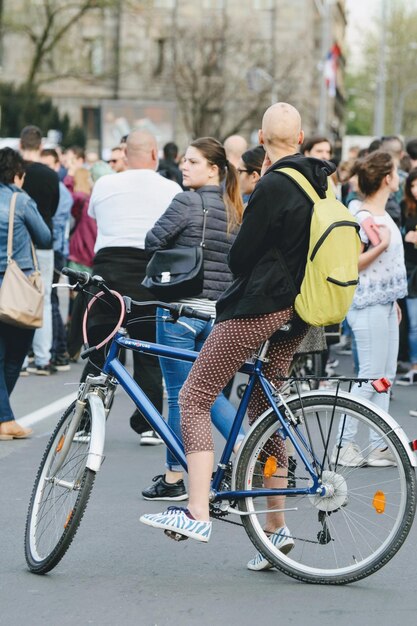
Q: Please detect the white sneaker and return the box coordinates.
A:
[140,506,212,542]
[331,442,365,467]
[247,526,294,571]
[396,371,417,386]
[140,431,163,446]
[367,447,397,467]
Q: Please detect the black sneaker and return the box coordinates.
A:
[130,409,151,435]
[142,474,188,501]
[26,364,57,376]
[50,354,71,371]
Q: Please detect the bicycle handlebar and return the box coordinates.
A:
[61,267,212,322]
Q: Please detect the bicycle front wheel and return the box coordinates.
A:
[25,398,99,574]
[235,393,416,584]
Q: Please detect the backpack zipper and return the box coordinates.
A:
[310,221,360,262]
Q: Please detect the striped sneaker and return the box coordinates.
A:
[139,506,212,543]
[247,525,294,571]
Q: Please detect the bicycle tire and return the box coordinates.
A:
[25,398,98,574]
[235,393,416,584]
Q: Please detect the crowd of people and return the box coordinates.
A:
[1,106,417,557]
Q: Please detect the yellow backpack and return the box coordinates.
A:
[278,167,361,327]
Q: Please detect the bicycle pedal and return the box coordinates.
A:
[164,529,188,542]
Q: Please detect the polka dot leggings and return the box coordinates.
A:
[179,308,308,466]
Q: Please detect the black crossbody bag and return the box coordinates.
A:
[142,195,208,301]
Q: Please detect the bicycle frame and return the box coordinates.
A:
[99,329,327,503]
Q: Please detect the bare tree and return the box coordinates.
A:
[4,0,120,89]
[169,16,301,140]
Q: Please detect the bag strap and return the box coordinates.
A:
[277,167,334,202]
[7,192,39,271]
[199,193,208,249]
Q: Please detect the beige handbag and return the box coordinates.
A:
[0,193,44,329]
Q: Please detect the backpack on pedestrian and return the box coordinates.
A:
[277,167,361,327]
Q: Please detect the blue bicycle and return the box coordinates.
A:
[25,269,417,584]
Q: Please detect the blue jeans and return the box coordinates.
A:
[0,322,35,422]
[406,298,417,365]
[157,308,244,471]
[33,249,54,366]
[338,303,398,448]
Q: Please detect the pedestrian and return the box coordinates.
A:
[140,103,334,563]
[0,148,51,439]
[84,129,182,443]
[236,144,265,204]
[157,142,183,187]
[65,161,113,362]
[331,151,407,467]
[40,148,73,372]
[20,125,60,376]
[141,136,244,501]
[223,134,248,169]
[108,146,126,173]
[397,168,417,387]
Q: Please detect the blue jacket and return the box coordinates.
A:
[53,182,73,256]
[0,184,51,280]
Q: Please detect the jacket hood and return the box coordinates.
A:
[266,152,336,198]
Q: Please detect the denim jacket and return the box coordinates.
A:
[0,184,51,279]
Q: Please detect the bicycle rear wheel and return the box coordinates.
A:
[235,393,416,584]
[25,398,98,574]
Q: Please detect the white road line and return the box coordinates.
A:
[18,393,76,427]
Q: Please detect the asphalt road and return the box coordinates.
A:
[1,351,417,626]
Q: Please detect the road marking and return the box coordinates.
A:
[18,393,76,427]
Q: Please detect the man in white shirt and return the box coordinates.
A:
[86,129,182,443]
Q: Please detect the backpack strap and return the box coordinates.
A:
[277,167,334,202]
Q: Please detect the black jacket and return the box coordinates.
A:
[145,185,236,301]
[22,161,59,247]
[216,153,335,322]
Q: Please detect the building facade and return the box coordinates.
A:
[0,0,346,154]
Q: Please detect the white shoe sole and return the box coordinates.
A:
[247,541,294,571]
[142,494,188,501]
[140,438,163,446]
[139,514,211,542]
[366,459,396,467]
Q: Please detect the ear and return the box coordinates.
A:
[298,130,305,145]
[251,171,261,184]
[258,129,264,145]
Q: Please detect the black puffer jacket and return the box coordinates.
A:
[145,185,236,300]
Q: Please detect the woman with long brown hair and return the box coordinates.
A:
[397,168,417,387]
[141,136,244,501]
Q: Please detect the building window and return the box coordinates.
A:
[90,39,104,76]
[153,38,166,76]
[82,107,100,141]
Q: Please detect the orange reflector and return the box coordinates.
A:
[64,510,73,529]
[263,455,278,478]
[56,435,65,453]
[372,490,386,514]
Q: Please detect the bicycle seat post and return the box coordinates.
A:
[255,340,270,363]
